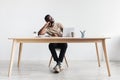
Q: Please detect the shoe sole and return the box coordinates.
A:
[53,70,60,73]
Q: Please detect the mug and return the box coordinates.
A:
[71,32,74,37]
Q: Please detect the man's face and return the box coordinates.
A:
[48,16,54,23]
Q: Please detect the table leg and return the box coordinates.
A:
[18,43,23,68]
[102,40,111,76]
[8,40,17,77]
[95,42,101,67]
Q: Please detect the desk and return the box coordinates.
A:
[8,37,111,77]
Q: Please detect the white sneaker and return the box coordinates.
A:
[53,64,60,73]
[58,64,64,71]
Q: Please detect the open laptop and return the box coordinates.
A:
[62,27,75,37]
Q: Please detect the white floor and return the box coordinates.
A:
[0,60,120,80]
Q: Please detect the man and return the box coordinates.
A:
[38,14,68,73]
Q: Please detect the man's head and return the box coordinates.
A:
[44,14,54,23]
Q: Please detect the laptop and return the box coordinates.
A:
[62,27,75,37]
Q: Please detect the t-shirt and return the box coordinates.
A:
[46,23,63,37]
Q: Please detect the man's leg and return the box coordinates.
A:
[49,43,61,73]
[58,43,68,62]
[49,43,58,63]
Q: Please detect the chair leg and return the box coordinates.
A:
[48,56,53,67]
[64,56,69,67]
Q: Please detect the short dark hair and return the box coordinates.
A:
[44,14,50,22]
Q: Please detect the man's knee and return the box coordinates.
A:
[63,43,68,48]
[49,43,55,49]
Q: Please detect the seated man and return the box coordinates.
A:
[38,14,68,73]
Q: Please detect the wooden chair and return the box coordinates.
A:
[48,49,69,67]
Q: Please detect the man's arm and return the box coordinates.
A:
[56,23,64,37]
[38,22,50,35]
[58,23,63,32]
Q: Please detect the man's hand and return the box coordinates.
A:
[45,22,51,27]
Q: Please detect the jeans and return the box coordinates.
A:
[49,43,68,63]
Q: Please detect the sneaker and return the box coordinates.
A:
[58,63,64,71]
[56,62,63,71]
[53,64,60,73]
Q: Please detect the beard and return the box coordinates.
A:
[50,20,54,24]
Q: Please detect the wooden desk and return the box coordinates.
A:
[8,37,111,77]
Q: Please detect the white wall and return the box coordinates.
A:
[0,0,120,61]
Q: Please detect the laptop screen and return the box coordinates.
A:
[63,27,74,37]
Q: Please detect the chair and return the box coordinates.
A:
[48,49,69,67]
